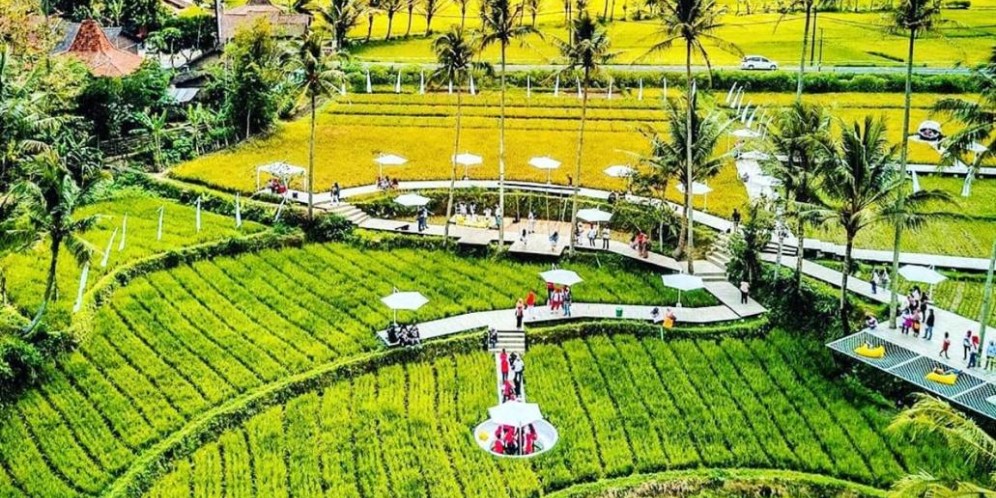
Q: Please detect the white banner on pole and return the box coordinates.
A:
[469,74,476,95]
[365,69,372,93]
[638,79,643,101]
[235,193,242,228]
[419,71,425,95]
[526,75,531,98]
[101,227,118,268]
[394,71,402,93]
[73,262,90,313]
[554,75,559,96]
[118,215,127,251]
[196,197,202,232]
[157,206,164,241]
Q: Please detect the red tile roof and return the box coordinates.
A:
[60,19,144,77]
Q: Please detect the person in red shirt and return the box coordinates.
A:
[502,380,515,402]
[492,437,504,454]
[525,290,536,320]
[546,281,555,299]
[500,349,509,383]
[524,424,538,454]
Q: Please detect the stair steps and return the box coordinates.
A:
[489,330,527,354]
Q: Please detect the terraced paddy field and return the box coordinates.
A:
[142,330,971,497]
[171,91,966,219]
[0,242,720,497]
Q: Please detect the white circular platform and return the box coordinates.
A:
[472,420,559,458]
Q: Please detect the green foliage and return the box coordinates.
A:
[76,61,172,140]
[220,18,286,138]
[0,335,44,398]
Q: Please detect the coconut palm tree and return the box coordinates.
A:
[766,101,832,282]
[636,97,730,255]
[478,0,537,250]
[131,109,169,172]
[286,30,343,221]
[12,137,103,337]
[889,393,996,496]
[808,116,901,333]
[557,9,613,256]
[935,47,995,198]
[433,28,478,244]
[646,0,738,272]
[316,0,365,48]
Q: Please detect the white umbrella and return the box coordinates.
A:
[898,265,946,285]
[375,153,408,177]
[529,156,561,183]
[577,208,612,223]
[488,401,544,428]
[540,269,583,286]
[395,193,431,207]
[662,273,704,306]
[381,291,429,324]
[454,152,483,179]
[603,165,635,178]
[676,182,713,210]
[732,128,761,139]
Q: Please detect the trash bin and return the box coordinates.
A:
[615,307,623,318]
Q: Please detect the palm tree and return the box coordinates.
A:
[433,28,477,244]
[13,142,102,337]
[766,101,831,282]
[478,0,537,250]
[888,394,996,496]
[885,0,943,328]
[316,0,365,48]
[808,116,901,333]
[286,30,343,221]
[558,10,613,257]
[935,47,995,198]
[775,0,818,99]
[646,0,738,272]
[636,98,730,254]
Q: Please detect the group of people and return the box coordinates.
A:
[265,177,288,195]
[651,307,677,328]
[376,176,400,190]
[491,423,539,456]
[578,223,610,250]
[939,330,996,370]
[416,206,429,232]
[499,349,526,401]
[386,323,421,346]
[513,284,572,327]
[868,268,892,295]
[455,201,502,228]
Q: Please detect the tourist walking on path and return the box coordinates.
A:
[512,354,525,395]
[881,269,890,291]
[601,226,610,249]
[987,341,996,371]
[924,310,935,340]
[940,332,951,359]
[500,349,509,383]
[528,210,536,233]
[969,342,980,369]
[549,231,559,252]
[563,286,572,317]
[731,208,741,232]
[525,290,537,320]
[587,226,597,247]
[870,269,878,295]
[739,281,750,305]
[331,182,341,205]
[964,330,973,360]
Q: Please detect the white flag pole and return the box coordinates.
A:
[663,78,667,99]
[725,83,737,104]
[100,227,118,268]
[73,262,90,313]
[607,79,612,100]
[419,70,425,95]
[448,79,453,94]
[196,197,202,232]
[340,83,347,95]
[118,215,127,251]
[235,193,242,228]
[365,69,372,93]
[157,206,164,241]
[638,79,643,101]
[394,71,402,93]
[554,75,559,96]
[469,74,476,95]
[526,75,531,98]
[576,76,581,99]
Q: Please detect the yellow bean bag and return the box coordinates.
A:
[854,344,885,359]
[926,372,958,385]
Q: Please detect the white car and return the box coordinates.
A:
[741,56,778,71]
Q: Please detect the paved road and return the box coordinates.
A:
[358,60,974,76]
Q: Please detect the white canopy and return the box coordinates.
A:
[540,269,583,286]
[898,265,947,285]
[381,291,429,310]
[453,153,484,166]
[675,182,713,195]
[662,274,704,292]
[375,154,408,166]
[739,150,770,161]
[529,156,561,170]
[603,165,636,178]
[395,193,431,207]
[577,208,612,223]
[732,128,761,139]
[750,175,781,188]
[488,401,544,428]
[256,162,305,190]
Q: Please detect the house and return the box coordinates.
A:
[53,20,143,54]
[220,0,310,42]
[56,19,145,77]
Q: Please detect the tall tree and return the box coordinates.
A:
[889,394,996,496]
[808,116,901,334]
[381,0,405,39]
[647,0,737,272]
[365,0,381,42]
[286,30,343,221]
[479,0,537,251]
[432,28,477,244]
[223,18,283,138]
[13,131,103,337]
[419,0,449,34]
[886,0,942,329]
[317,0,365,48]
[558,10,613,256]
[766,101,831,282]
[455,0,472,29]
[935,47,995,198]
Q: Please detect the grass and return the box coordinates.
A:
[145,330,972,496]
[0,188,265,329]
[0,242,714,497]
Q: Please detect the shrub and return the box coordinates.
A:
[0,336,44,398]
[945,0,970,8]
